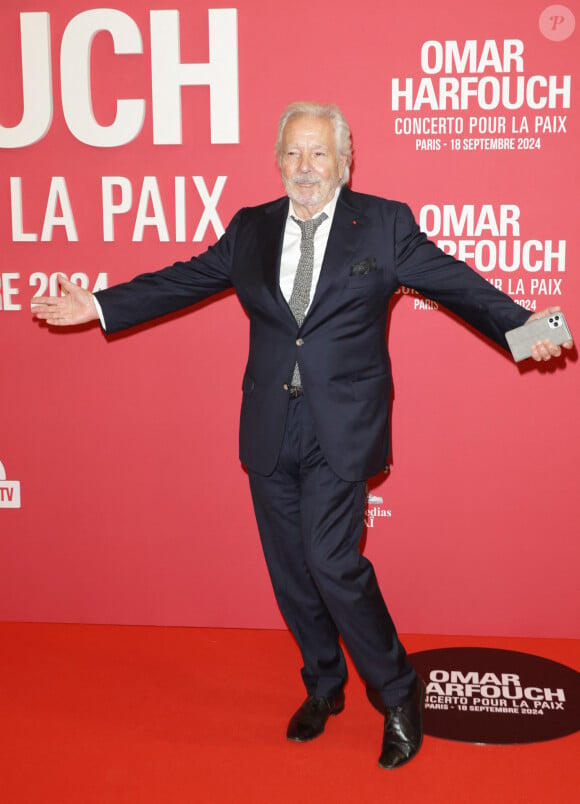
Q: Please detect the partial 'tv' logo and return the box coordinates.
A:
[0,459,21,508]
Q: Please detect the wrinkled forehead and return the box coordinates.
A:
[281,114,336,148]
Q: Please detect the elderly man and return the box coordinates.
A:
[32,101,573,769]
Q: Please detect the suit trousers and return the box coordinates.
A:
[248,393,417,707]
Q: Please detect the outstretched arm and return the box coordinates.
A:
[394,203,573,363]
[31,275,100,327]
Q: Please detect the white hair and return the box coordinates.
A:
[275,101,353,185]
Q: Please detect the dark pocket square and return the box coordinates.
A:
[350,257,377,276]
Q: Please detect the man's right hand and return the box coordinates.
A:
[31,274,100,327]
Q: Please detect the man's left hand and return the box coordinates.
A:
[526,306,574,362]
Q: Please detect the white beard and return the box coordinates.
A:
[282,174,339,213]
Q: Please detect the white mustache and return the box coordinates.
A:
[291,175,321,186]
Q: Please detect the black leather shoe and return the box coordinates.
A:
[378,679,426,769]
[286,691,345,742]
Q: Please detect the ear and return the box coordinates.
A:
[337,155,348,181]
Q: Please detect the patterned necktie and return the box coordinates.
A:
[288,212,328,387]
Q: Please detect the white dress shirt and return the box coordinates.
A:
[279,187,341,314]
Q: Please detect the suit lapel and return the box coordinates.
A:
[255,188,369,325]
[305,187,368,321]
[259,197,291,312]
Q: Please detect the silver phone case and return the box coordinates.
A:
[505,312,572,362]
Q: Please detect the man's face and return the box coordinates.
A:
[280,114,347,218]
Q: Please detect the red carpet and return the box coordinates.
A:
[1,624,578,803]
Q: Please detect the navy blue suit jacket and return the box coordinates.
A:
[95,186,529,481]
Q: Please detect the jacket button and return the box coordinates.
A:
[296,338,304,346]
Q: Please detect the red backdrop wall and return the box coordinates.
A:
[1,0,578,638]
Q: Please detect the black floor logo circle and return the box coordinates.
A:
[407,647,580,744]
